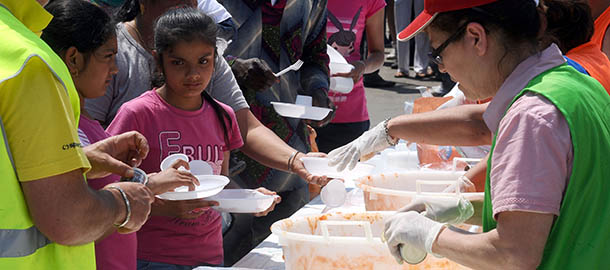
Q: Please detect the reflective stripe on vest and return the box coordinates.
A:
[0,117,52,258]
[0,227,51,258]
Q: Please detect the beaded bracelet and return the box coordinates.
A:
[383,118,398,146]
[107,186,131,228]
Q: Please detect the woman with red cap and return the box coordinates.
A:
[380,0,610,269]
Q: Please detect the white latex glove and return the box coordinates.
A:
[442,175,476,193]
[328,120,395,171]
[384,211,446,264]
[397,194,474,224]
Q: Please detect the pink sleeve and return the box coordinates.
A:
[490,93,572,219]
[106,105,140,136]
[366,0,386,19]
[220,103,243,151]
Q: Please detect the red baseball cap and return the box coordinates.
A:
[397,0,498,42]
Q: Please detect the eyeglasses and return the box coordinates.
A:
[428,22,470,65]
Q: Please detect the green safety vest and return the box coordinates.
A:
[482,64,610,269]
[0,2,95,269]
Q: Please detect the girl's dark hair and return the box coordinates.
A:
[430,0,541,58]
[115,0,141,22]
[153,8,232,145]
[41,0,116,57]
[544,0,594,53]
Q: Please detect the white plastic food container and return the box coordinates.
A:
[208,189,277,213]
[156,175,229,201]
[270,95,332,121]
[271,211,469,270]
[354,171,484,211]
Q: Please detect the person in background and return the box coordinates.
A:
[588,0,610,57]
[394,0,435,80]
[386,0,397,62]
[197,0,236,41]
[107,8,280,269]
[219,0,333,256]
[564,0,610,93]
[41,1,204,269]
[89,0,125,14]
[315,0,387,153]
[0,0,159,268]
[382,0,610,268]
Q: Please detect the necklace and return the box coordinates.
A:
[126,21,153,52]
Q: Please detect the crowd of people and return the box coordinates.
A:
[1,0,610,269]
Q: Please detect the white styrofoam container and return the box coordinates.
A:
[209,189,278,213]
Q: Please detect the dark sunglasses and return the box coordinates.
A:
[428,22,471,65]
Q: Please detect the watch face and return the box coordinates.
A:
[121,168,147,184]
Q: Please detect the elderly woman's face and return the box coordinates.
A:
[426,24,494,101]
[426,26,474,95]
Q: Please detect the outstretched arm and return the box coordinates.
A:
[387,103,491,146]
[235,108,329,186]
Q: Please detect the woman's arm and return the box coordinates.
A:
[235,108,329,186]
[435,211,553,269]
[387,103,492,146]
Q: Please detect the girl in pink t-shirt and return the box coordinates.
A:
[107,8,280,268]
[41,1,202,270]
[315,0,387,153]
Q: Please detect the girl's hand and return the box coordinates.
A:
[253,188,281,217]
[151,198,219,219]
[84,131,149,179]
[292,152,331,186]
[146,159,200,194]
[333,60,366,85]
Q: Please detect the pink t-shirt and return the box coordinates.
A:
[326,0,385,123]
[107,90,243,266]
[483,44,573,219]
[78,116,137,270]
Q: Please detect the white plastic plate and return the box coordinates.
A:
[270,102,332,120]
[208,189,277,213]
[156,175,229,201]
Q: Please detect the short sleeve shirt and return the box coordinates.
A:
[483,44,573,219]
[0,57,90,181]
[326,0,386,123]
[106,90,243,265]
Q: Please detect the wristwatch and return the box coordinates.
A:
[120,167,148,185]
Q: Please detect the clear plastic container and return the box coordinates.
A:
[271,211,469,270]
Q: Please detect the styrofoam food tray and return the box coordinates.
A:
[156,175,229,201]
[270,102,332,120]
[209,189,278,213]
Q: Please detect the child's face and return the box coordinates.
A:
[74,36,118,99]
[161,39,215,99]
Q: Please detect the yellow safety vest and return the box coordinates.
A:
[0,0,95,269]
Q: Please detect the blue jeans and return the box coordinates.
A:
[137,260,221,270]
